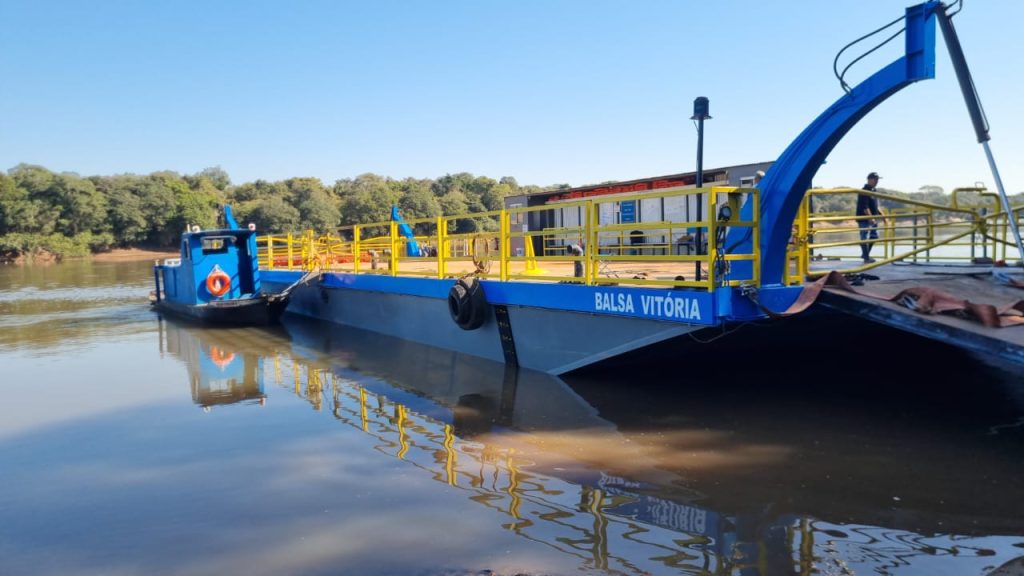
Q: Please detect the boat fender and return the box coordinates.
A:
[448,277,488,330]
[206,269,231,297]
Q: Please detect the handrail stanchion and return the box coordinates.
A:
[287,232,294,271]
[797,195,809,282]
[707,200,717,290]
[390,221,399,276]
[928,212,934,261]
[437,217,447,278]
[500,210,509,282]
[353,226,361,274]
[753,190,761,286]
[585,200,596,286]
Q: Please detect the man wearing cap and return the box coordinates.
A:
[857,172,883,263]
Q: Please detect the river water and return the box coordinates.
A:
[1,260,1023,576]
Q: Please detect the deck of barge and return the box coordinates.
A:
[810,261,1024,363]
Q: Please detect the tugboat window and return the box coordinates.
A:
[201,236,234,255]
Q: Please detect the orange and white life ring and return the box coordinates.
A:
[206,269,231,297]
[209,346,236,368]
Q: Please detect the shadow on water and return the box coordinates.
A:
[149,313,1024,575]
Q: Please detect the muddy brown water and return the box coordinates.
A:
[1,260,1022,575]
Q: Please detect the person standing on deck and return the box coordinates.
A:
[857,172,883,263]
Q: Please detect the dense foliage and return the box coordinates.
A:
[2,163,1019,260]
[0,164,547,260]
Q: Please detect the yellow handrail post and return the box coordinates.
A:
[353,226,361,274]
[436,216,445,279]
[499,210,509,282]
[585,200,596,285]
[305,230,315,271]
[267,236,275,270]
[389,221,399,276]
[882,209,891,261]
[799,194,810,281]
[287,232,294,271]
[707,199,717,290]
[928,212,935,262]
[997,212,1004,262]
[322,233,331,271]
[753,190,762,286]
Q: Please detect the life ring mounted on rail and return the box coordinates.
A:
[206,267,231,297]
[448,276,488,331]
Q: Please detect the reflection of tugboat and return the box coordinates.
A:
[151,206,301,326]
[158,319,267,409]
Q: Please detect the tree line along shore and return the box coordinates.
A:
[1,163,1014,263]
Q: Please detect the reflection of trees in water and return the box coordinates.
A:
[261,353,1024,576]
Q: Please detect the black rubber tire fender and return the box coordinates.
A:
[449,277,487,330]
[461,278,488,330]
[448,280,471,326]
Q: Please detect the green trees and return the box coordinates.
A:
[0,163,536,259]
[1,165,227,258]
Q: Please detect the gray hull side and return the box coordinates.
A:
[282,281,507,364]
[271,281,699,374]
[505,306,694,375]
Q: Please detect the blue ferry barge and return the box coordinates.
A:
[259,1,1020,373]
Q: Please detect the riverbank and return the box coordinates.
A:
[92,248,177,262]
[1,247,177,265]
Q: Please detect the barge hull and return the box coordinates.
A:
[263,272,701,374]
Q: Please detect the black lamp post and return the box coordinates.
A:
[691,97,711,280]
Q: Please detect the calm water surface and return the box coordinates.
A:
[1,260,1023,576]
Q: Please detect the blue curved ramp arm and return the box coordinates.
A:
[223,205,239,230]
[735,1,940,286]
[391,206,422,257]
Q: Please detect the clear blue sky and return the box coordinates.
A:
[1,0,1021,194]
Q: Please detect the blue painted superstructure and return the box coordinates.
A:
[735,1,941,285]
[153,209,291,325]
[158,229,261,305]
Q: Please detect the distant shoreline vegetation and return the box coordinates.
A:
[2,163,1019,263]
[0,164,555,263]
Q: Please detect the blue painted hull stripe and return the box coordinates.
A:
[262,270,722,326]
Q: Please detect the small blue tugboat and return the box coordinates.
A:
[151,206,293,326]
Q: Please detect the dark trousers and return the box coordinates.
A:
[858,220,878,259]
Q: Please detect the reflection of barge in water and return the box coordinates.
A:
[261,1,1024,373]
[194,314,1021,574]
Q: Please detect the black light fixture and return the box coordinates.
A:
[691,96,711,187]
[691,97,711,278]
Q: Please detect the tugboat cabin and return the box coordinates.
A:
[155,228,262,305]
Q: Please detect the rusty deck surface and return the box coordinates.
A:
[809,261,1024,363]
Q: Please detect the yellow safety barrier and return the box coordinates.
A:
[795,187,1023,279]
[255,185,1022,287]
[256,186,761,291]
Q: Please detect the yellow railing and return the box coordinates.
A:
[257,186,760,291]
[789,187,1024,279]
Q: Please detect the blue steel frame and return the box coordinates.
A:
[732,1,940,286]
